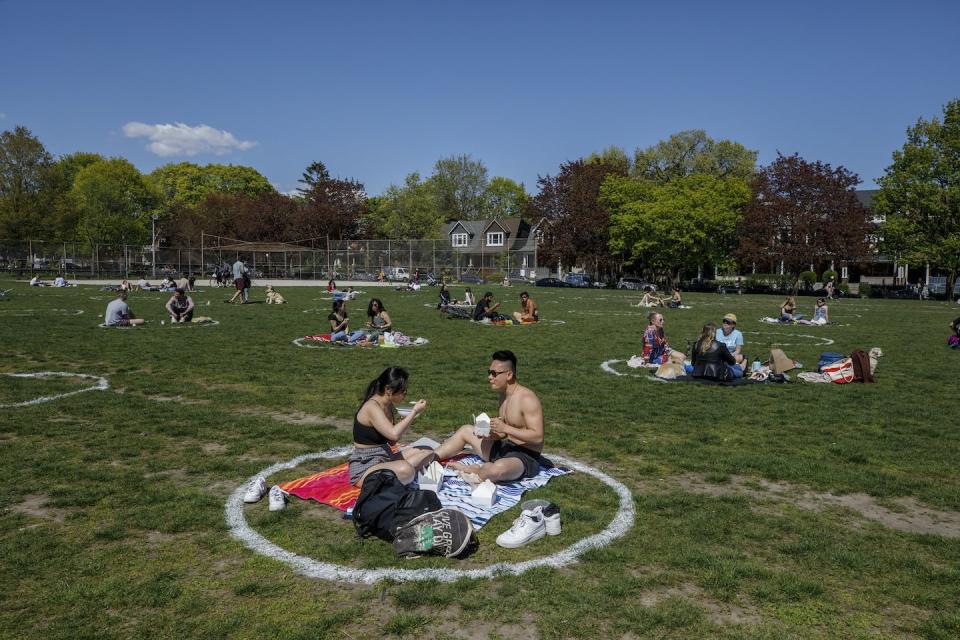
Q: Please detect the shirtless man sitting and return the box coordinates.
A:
[512,291,539,323]
[432,350,544,483]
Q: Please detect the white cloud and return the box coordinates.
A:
[122,121,256,157]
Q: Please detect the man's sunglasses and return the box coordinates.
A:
[487,369,509,377]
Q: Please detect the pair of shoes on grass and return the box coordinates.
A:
[243,476,287,511]
[496,503,561,548]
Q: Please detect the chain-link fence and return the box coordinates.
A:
[0,238,544,282]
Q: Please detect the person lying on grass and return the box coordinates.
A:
[433,350,545,483]
[165,288,195,323]
[512,291,539,323]
[104,291,144,326]
[348,367,435,487]
[642,312,671,365]
[692,321,741,381]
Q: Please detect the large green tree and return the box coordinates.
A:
[632,130,757,184]
[485,176,528,220]
[874,98,960,293]
[150,162,274,207]
[0,126,55,239]
[604,173,750,281]
[431,154,490,220]
[72,159,161,246]
[372,172,443,239]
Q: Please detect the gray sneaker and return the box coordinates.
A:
[393,508,475,558]
[543,503,561,535]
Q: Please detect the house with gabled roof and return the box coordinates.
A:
[440,217,543,275]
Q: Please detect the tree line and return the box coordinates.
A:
[1,98,958,287]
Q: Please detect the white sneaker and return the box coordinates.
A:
[496,507,546,548]
[243,476,268,503]
[268,485,287,511]
[543,503,561,535]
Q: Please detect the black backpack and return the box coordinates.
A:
[352,470,441,541]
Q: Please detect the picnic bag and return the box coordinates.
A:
[352,469,442,542]
[392,508,477,558]
[817,352,846,372]
[769,348,796,374]
[821,357,855,384]
[850,349,874,383]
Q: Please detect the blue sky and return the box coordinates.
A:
[2,0,958,196]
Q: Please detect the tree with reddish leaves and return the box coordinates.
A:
[295,173,369,242]
[528,158,627,277]
[737,154,871,284]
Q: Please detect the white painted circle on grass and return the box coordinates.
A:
[292,337,429,349]
[475,319,565,326]
[743,331,835,346]
[226,446,634,584]
[0,308,84,317]
[166,320,220,328]
[0,371,110,408]
[600,359,660,379]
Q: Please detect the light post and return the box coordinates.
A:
[151,214,158,278]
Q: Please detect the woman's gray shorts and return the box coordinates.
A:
[348,445,401,485]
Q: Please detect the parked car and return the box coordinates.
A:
[535,277,569,288]
[617,277,656,291]
[564,273,593,288]
[458,272,485,284]
[385,267,409,282]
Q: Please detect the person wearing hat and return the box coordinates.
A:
[715,313,747,374]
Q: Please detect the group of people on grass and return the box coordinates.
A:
[641,310,749,381]
[103,288,203,326]
[779,296,829,325]
[327,298,394,344]
[348,350,545,489]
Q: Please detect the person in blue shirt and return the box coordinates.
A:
[715,313,747,375]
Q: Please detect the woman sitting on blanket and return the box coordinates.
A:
[642,312,671,364]
[798,298,829,325]
[437,283,451,308]
[780,296,803,322]
[329,299,350,343]
[348,298,392,343]
[668,287,683,309]
[463,287,476,307]
[348,367,435,487]
[692,321,742,381]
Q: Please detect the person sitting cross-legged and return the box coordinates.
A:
[165,288,195,323]
[692,321,740,381]
[512,291,539,323]
[715,313,748,370]
[432,350,545,484]
[642,312,671,365]
[104,291,145,326]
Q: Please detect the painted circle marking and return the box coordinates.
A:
[0,308,84,317]
[166,319,220,328]
[600,359,660,379]
[225,447,634,584]
[0,371,110,408]
[743,331,835,346]
[292,337,429,349]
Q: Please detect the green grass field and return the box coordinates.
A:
[1,279,959,639]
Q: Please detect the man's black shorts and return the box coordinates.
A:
[489,440,544,479]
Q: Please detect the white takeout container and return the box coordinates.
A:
[473,412,491,437]
[417,461,445,493]
[470,479,498,506]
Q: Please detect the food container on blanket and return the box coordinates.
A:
[470,479,498,506]
[417,461,445,493]
[473,412,491,437]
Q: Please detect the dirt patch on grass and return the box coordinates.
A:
[202,442,228,454]
[650,475,960,538]
[639,582,760,626]
[237,407,352,431]
[11,494,69,523]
